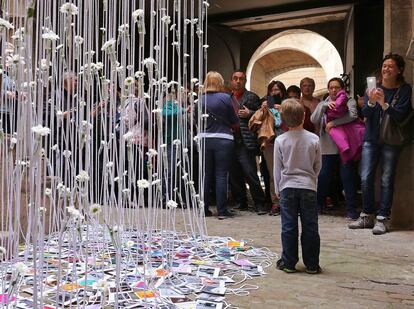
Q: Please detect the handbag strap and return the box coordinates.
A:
[390,85,403,107]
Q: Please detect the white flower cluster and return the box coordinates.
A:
[31,125,51,137]
[80,62,104,75]
[60,3,79,15]
[124,77,135,87]
[118,24,129,34]
[142,57,156,68]
[146,149,158,157]
[14,262,28,274]
[74,35,84,45]
[75,170,90,183]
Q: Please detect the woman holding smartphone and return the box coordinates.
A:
[349,53,412,234]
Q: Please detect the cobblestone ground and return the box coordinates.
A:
[204,210,414,309]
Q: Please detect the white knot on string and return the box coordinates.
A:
[166,200,178,209]
[76,170,90,182]
[40,59,50,70]
[57,183,71,198]
[118,24,129,35]
[151,179,161,185]
[161,15,171,24]
[31,125,51,137]
[60,3,79,15]
[203,1,210,8]
[137,179,150,189]
[39,207,47,214]
[125,240,135,249]
[0,17,14,30]
[62,150,71,158]
[135,71,145,79]
[142,57,157,68]
[121,188,130,195]
[93,279,108,292]
[44,188,52,196]
[106,162,113,169]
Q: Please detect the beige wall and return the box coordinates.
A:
[384,0,414,229]
[250,62,267,97]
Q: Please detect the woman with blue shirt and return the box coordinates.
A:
[199,71,239,219]
[349,53,412,234]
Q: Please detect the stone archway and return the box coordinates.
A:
[246,29,344,97]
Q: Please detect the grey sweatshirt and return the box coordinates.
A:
[273,129,322,195]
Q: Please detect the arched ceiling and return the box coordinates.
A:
[255,49,321,80]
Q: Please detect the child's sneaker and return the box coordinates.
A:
[305,266,322,274]
[276,259,296,273]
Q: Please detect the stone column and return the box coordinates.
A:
[384,0,414,229]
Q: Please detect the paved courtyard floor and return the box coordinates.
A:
[203,210,414,309]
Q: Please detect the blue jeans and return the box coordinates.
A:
[317,154,358,218]
[203,138,234,215]
[229,142,266,210]
[360,142,400,217]
[280,188,320,270]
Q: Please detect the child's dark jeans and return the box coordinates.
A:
[280,188,320,270]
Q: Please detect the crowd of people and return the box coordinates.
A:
[201,52,412,273]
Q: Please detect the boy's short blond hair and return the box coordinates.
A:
[280,98,304,128]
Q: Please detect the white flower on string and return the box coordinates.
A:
[161,15,171,24]
[67,206,83,220]
[10,137,17,144]
[202,114,209,118]
[203,44,209,49]
[40,59,50,71]
[93,279,108,291]
[56,44,64,50]
[142,57,156,68]
[60,3,78,15]
[113,177,119,182]
[122,188,130,195]
[76,170,90,182]
[118,24,129,34]
[184,19,191,25]
[182,173,188,180]
[6,55,25,68]
[42,30,59,41]
[57,183,71,197]
[44,188,52,196]
[106,162,113,169]
[151,179,161,185]
[183,148,189,154]
[134,71,145,79]
[172,139,181,146]
[112,225,123,233]
[11,27,24,40]
[14,262,28,274]
[166,200,178,209]
[74,35,84,45]
[137,179,150,189]
[101,38,116,53]
[191,78,199,84]
[39,207,47,214]
[0,246,6,257]
[203,1,210,8]
[81,120,93,131]
[152,108,162,114]
[62,150,71,158]
[125,241,134,249]
[90,204,102,216]
[132,9,145,22]
[124,77,134,87]
[160,144,167,149]
[94,62,104,71]
[31,125,51,137]
[0,17,14,30]
[146,149,158,157]
[123,132,134,141]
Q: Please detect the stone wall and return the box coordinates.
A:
[385,0,414,229]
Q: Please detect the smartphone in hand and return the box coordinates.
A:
[366,77,377,91]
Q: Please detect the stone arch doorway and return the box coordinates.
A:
[246,29,344,98]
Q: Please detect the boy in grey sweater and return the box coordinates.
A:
[273,99,322,274]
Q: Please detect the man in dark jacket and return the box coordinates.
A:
[229,70,266,214]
